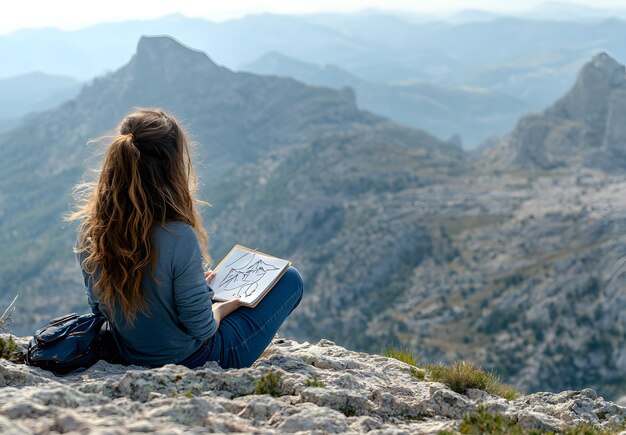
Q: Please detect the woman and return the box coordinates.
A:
[68,108,304,369]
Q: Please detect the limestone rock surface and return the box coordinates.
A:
[1,335,624,434]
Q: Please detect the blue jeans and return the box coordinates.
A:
[178,265,304,369]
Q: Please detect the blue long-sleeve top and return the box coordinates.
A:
[77,221,218,367]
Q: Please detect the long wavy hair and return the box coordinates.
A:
[67,108,212,326]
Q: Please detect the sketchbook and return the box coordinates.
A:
[208,244,292,308]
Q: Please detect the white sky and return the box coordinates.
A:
[2,0,626,35]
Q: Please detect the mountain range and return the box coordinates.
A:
[2,35,626,400]
[243,51,528,147]
[4,11,626,150]
[2,11,625,110]
[0,72,81,133]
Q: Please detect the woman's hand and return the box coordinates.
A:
[205,269,216,285]
[206,268,242,326]
[211,297,243,327]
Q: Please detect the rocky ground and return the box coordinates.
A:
[1,334,625,434]
[360,169,626,398]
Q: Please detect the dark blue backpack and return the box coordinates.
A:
[25,312,119,374]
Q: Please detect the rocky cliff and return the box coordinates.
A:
[1,334,624,434]
[482,52,626,171]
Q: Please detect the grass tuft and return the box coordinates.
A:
[383,343,419,366]
[254,371,283,397]
[426,361,520,401]
[0,335,21,363]
[454,406,622,435]
[562,422,623,435]
[410,367,426,381]
[0,296,22,364]
[458,406,525,434]
[304,373,326,388]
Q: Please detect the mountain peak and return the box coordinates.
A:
[132,35,230,76]
[553,52,625,116]
[536,52,625,145]
[573,51,625,94]
[137,35,196,56]
[482,52,626,171]
[590,51,623,73]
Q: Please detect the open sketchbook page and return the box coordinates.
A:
[210,245,291,306]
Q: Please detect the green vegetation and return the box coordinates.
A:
[443,406,623,435]
[383,343,427,380]
[383,343,419,366]
[427,361,520,401]
[304,373,326,388]
[458,407,528,434]
[254,371,283,397]
[0,297,21,364]
[409,367,426,381]
[0,335,20,363]
[383,342,519,400]
[561,423,621,435]
[338,405,358,417]
[171,389,195,398]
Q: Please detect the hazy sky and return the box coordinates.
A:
[2,0,626,35]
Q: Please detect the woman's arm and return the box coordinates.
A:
[171,225,220,340]
[76,249,105,316]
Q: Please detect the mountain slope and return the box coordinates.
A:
[372,53,626,399]
[232,51,626,399]
[0,35,464,342]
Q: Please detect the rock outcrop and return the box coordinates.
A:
[482,52,626,171]
[1,335,624,434]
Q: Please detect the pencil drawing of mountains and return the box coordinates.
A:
[220,257,280,297]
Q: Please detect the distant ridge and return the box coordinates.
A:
[0,72,81,133]
[243,50,528,147]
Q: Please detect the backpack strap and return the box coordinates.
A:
[98,311,129,365]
